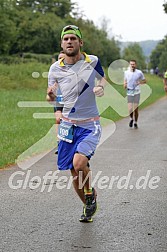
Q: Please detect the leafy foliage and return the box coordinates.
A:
[150,36,167,72]
[120,40,159,58]
[122,43,146,69]
[15,0,73,17]
[0,0,121,65]
[0,1,18,54]
[149,0,167,73]
[2,0,165,68]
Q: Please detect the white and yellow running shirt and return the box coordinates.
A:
[48,53,104,120]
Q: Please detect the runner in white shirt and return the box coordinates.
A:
[124,60,146,129]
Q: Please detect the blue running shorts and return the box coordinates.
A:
[57,120,101,170]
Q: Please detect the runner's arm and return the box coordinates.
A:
[93,77,107,97]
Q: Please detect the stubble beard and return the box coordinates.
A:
[131,66,136,72]
[64,47,80,57]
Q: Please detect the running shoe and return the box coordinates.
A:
[79,206,93,222]
[129,119,133,127]
[84,187,97,217]
[134,123,138,129]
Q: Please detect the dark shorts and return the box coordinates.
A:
[54,105,63,113]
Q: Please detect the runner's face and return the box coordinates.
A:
[130,61,136,71]
[61,34,83,57]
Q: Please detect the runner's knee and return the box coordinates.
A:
[73,153,88,172]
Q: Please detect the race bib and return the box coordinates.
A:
[127,89,135,96]
[58,123,74,143]
[127,89,140,96]
[56,95,63,104]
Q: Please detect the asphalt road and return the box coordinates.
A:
[0,97,167,252]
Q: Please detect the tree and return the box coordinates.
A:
[10,10,64,54]
[159,51,167,71]
[122,43,146,69]
[150,36,167,72]
[0,0,121,65]
[15,0,73,18]
[0,0,17,54]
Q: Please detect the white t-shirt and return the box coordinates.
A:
[124,68,145,94]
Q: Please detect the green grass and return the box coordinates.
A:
[0,63,165,168]
[0,63,54,168]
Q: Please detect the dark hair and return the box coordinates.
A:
[130,60,136,63]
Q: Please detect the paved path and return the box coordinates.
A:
[0,97,167,252]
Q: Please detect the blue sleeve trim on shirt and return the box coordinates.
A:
[95,59,104,79]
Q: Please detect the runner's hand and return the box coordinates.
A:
[46,83,58,101]
[93,86,104,97]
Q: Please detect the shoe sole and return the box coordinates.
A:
[79,216,93,222]
[79,204,98,223]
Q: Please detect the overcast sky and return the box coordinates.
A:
[72,0,167,42]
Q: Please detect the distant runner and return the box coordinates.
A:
[124,60,146,129]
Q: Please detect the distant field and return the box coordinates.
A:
[0,62,165,168]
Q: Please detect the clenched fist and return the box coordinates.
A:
[93,85,104,97]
